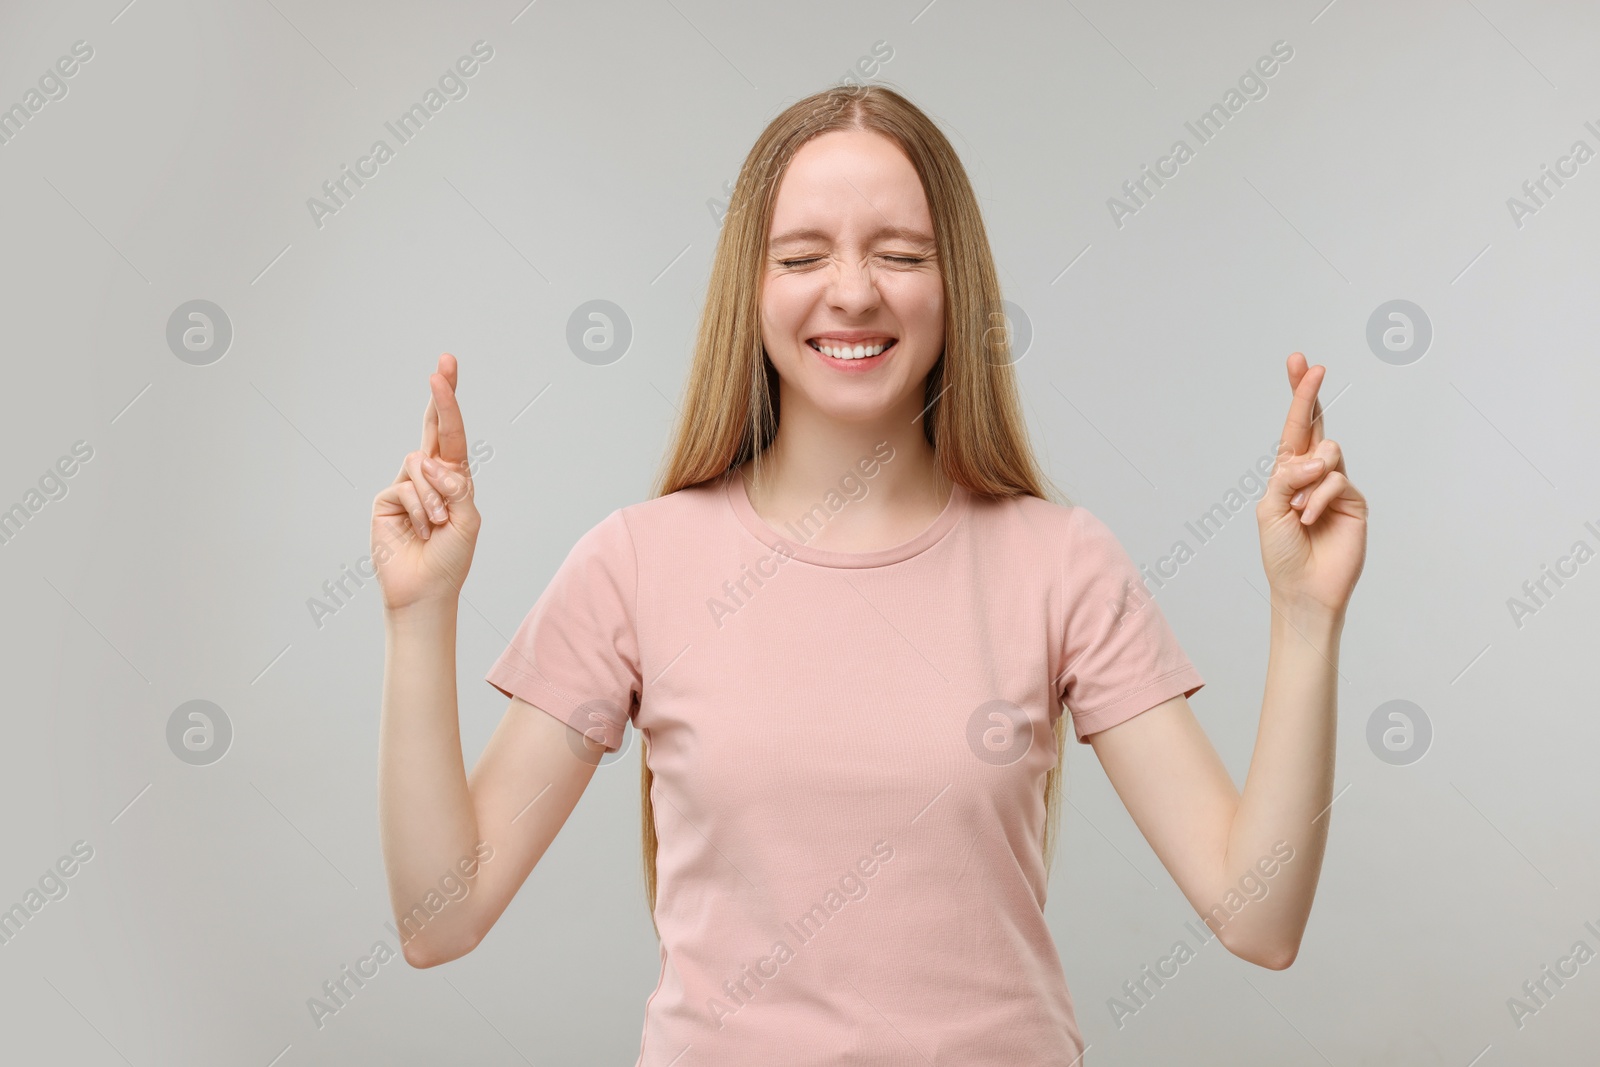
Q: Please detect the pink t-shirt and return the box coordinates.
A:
[486,467,1204,1065]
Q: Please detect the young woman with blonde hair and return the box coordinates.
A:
[375,83,1366,1064]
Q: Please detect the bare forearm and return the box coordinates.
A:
[1217,596,1342,965]
[377,600,482,961]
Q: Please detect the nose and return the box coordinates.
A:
[825,255,881,315]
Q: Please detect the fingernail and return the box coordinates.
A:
[1290,490,1306,507]
[1296,458,1325,475]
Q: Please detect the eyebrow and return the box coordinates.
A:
[769,225,936,249]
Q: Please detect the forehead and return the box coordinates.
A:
[768,128,933,244]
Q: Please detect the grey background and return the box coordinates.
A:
[1,0,1596,1063]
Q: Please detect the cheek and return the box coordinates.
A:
[890,283,944,343]
[762,278,829,339]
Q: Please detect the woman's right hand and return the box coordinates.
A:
[371,353,482,612]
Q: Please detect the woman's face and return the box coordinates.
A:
[760,128,944,425]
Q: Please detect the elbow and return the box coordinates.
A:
[1221,932,1299,971]
[1254,945,1299,971]
[1216,927,1305,979]
[400,929,481,969]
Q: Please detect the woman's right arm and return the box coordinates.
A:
[374,354,604,969]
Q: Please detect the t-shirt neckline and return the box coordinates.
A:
[722,468,969,569]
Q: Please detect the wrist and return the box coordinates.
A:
[1268,592,1343,634]
[385,597,460,633]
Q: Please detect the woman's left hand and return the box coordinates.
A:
[1256,352,1368,616]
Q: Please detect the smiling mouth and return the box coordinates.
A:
[806,338,897,361]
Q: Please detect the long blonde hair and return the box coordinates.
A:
[643,83,1072,930]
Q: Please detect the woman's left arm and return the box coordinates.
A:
[1088,352,1368,970]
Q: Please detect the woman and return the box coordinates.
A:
[374,84,1366,1065]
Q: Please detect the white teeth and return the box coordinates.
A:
[811,340,892,360]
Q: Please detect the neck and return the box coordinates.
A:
[741,390,947,528]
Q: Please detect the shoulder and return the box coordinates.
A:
[970,489,1113,550]
[615,477,727,534]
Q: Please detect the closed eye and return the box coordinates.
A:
[778,255,926,268]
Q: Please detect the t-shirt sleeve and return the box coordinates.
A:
[485,508,642,752]
[1055,505,1204,743]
